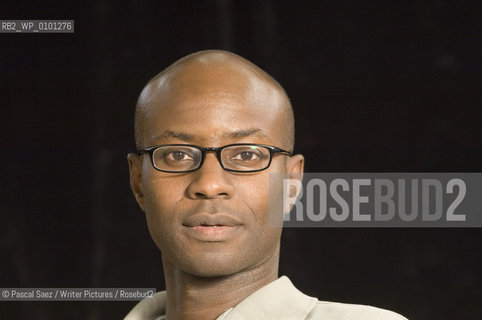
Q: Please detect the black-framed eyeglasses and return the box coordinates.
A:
[137,143,292,173]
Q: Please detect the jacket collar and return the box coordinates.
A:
[221,276,317,320]
[124,276,317,320]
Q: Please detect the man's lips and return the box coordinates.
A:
[182,214,242,227]
[182,214,242,241]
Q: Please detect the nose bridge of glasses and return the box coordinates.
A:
[201,147,225,169]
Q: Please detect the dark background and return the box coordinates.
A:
[1,1,480,319]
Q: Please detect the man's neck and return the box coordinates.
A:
[162,249,279,320]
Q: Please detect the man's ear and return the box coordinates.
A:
[286,153,304,180]
[284,154,304,210]
[127,153,146,212]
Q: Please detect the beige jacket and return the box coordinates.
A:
[124,276,407,320]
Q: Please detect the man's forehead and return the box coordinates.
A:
[134,50,295,150]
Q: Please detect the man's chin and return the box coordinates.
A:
[182,259,245,278]
[171,251,249,278]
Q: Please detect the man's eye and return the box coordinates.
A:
[232,151,259,161]
[166,151,193,161]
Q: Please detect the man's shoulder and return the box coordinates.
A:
[123,276,408,320]
[221,276,407,320]
[307,300,407,320]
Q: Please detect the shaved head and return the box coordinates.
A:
[134,50,295,150]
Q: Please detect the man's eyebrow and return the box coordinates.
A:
[229,128,267,138]
[152,128,267,144]
[152,130,195,143]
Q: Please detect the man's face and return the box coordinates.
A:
[129,62,303,277]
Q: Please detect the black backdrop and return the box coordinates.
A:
[1,1,480,319]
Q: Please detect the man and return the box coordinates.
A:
[125,50,406,320]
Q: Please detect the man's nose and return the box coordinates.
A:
[186,153,234,199]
